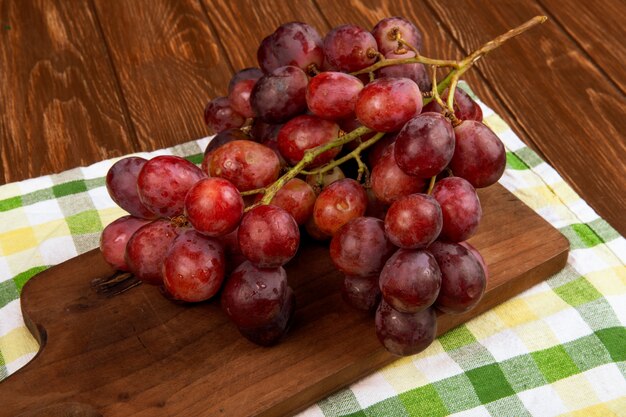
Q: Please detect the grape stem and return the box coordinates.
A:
[426,176,437,195]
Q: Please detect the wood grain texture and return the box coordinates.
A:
[0,185,569,417]
[0,0,135,183]
[202,0,331,70]
[538,0,626,94]
[425,0,626,235]
[92,0,232,151]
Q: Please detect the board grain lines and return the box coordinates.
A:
[0,0,135,183]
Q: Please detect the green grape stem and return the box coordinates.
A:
[246,16,546,211]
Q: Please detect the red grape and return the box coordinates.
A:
[375,300,436,356]
[379,248,441,313]
[422,88,483,122]
[429,241,486,314]
[355,78,422,132]
[342,275,380,311]
[237,287,295,346]
[137,155,206,218]
[460,241,489,281]
[376,51,430,92]
[323,24,378,72]
[394,112,455,178]
[162,230,226,302]
[304,216,330,241]
[100,216,151,271]
[313,178,368,235]
[221,261,288,328]
[250,119,282,143]
[451,120,506,188]
[265,178,316,225]
[228,68,263,118]
[330,217,395,277]
[432,177,482,242]
[257,22,324,73]
[251,66,308,123]
[367,133,397,167]
[305,166,345,193]
[125,219,180,285]
[184,177,243,237]
[277,115,341,167]
[306,72,364,120]
[238,205,300,267]
[204,96,246,133]
[370,145,426,204]
[201,128,252,174]
[106,157,157,219]
[384,194,442,249]
[209,140,280,192]
[372,17,422,54]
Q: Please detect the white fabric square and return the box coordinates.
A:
[413,352,464,382]
[0,299,24,337]
[606,295,626,327]
[23,199,64,226]
[568,249,609,275]
[88,187,117,211]
[0,256,12,282]
[519,281,551,298]
[449,405,491,417]
[543,308,593,344]
[533,163,562,186]
[196,136,212,149]
[583,364,626,402]
[296,405,325,417]
[607,238,626,265]
[351,371,397,409]
[18,175,53,194]
[80,159,115,179]
[39,236,77,266]
[536,206,572,229]
[567,199,598,224]
[481,329,528,362]
[518,384,567,417]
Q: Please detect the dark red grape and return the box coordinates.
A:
[125,219,180,285]
[184,177,243,237]
[204,96,246,133]
[451,120,506,188]
[221,261,288,328]
[370,145,426,204]
[376,51,430,92]
[100,216,151,271]
[257,22,324,73]
[342,275,380,311]
[277,115,341,167]
[237,287,295,346]
[238,205,300,267]
[432,177,482,242]
[106,157,157,219]
[375,300,437,356]
[305,166,345,193]
[209,140,280,192]
[218,228,247,274]
[384,194,442,249]
[372,17,422,54]
[137,155,206,218]
[330,217,395,277]
[367,133,397,167]
[323,24,378,72]
[365,188,389,220]
[250,119,282,143]
[162,230,226,302]
[304,216,330,241]
[265,178,316,225]
[394,112,455,178]
[379,248,441,313]
[355,78,422,132]
[460,241,489,281]
[306,72,364,120]
[201,128,252,174]
[429,241,486,314]
[251,66,308,123]
[422,88,483,122]
[313,178,368,235]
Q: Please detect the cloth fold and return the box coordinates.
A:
[0,83,624,416]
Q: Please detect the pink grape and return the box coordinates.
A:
[370,145,426,204]
[432,177,482,242]
[277,115,341,167]
[379,248,442,313]
[238,205,300,267]
[106,157,157,219]
[313,179,368,236]
[204,96,246,133]
[330,217,395,277]
[201,128,252,174]
[375,300,437,356]
[323,24,378,72]
[306,72,364,120]
[264,178,317,225]
[184,177,243,237]
[100,216,151,271]
[228,68,263,118]
[355,78,422,132]
[137,155,206,218]
[372,17,422,55]
[384,194,442,249]
[162,230,225,302]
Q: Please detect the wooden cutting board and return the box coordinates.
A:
[0,184,568,417]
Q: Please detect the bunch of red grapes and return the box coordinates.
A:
[100,17,505,356]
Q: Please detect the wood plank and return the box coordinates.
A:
[202,0,331,70]
[425,0,626,235]
[538,0,626,94]
[0,0,135,184]
[92,0,233,151]
[0,184,569,417]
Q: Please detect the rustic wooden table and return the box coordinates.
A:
[1,0,624,236]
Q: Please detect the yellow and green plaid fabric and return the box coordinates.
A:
[1,83,624,416]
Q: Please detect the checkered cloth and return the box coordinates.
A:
[1,83,624,416]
